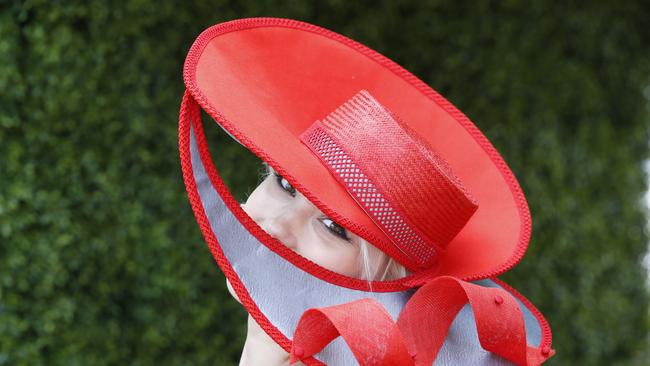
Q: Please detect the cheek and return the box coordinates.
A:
[243,178,361,277]
[242,180,278,220]
[298,233,360,278]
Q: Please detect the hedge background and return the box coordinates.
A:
[2,1,649,365]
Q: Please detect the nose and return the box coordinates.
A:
[262,219,297,248]
[260,197,313,250]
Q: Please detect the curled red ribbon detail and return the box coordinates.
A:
[290,276,554,366]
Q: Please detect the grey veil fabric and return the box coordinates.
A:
[189,121,543,365]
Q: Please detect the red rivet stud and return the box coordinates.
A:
[494,295,504,305]
[293,345,304,358]
[541,346,551,356]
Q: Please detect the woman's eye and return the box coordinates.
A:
[274,172,296,197]
[321,218,350,242]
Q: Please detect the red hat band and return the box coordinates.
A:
[183,18,532,278]
[178,91,555,365]
[178,17,555,365]
[300,90,478,268]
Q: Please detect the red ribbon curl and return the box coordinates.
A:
[290,276,554,366]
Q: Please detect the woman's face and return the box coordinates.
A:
[240,169,363,278]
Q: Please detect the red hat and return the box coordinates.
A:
[179,17,554,365]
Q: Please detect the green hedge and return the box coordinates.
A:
[1,1,649,365]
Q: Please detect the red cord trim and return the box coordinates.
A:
[182,17,532,281]
[179,19,551,365]
[179,93,325,365]
[492,277,554,353]
[181,95,553,363]
[185,92,414,292]
[290,276,555,365]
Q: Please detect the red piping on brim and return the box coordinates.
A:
[179,91,553,364]
[180,93,323,365]
[182,17,532,281]
[289,276,555,365]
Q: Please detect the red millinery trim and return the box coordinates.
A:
[300,90,478,268]
[179,17,554,364]
[181,88,554,364]
[183,17,533,279]
[492,278,554,356]
[179,92,324,365]
[291,276,555,366]
[289,298,413,365]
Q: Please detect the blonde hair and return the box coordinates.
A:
[358,239,407,281]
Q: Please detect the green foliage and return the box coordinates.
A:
[1,1,649,365]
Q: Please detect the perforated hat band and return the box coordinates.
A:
[300,90,478,268]
[178,91,553,365]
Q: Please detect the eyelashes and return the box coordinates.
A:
[320,217,351,241]
[274,172,296,197]
[272,171,351,242]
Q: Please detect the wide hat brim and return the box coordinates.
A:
[183,17,531,281]
[178,93,554,365]
[179,18,554,365]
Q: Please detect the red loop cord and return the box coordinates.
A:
[290,276,554,366]
[180,91,552,365]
